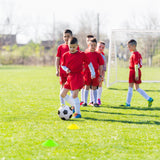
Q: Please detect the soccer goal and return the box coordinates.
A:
[107,29,160,88]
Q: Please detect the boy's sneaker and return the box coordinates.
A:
[89,102,94,106]
[94,103,99,107]
[82,103,87,107]
[120,103,130,107]
[80,101,84,105]
[73,113,81,118]
[97,99,101,105]
[70,106,75,113]
[148,97,153,108]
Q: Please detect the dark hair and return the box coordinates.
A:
[128,39,137,46]
[69,37,78,44]
[98,41,105,45]
[64,29,72,36]
[86,35,94,38]
[89,38,97,44]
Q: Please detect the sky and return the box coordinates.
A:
[0,0,160,43]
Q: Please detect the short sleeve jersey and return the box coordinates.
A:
[56,43,80,75]
[62,51,90,73]
[85,51,104,72]
[129,51,142,69]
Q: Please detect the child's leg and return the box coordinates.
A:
[80,87,85,103]
[90,89,94,103]
[83,85,90,105]
[72,89,81,114]
[60,84,65,105]
[60,88,74,106]
[135,84,153,107]
[72,89,81,118]
[135,84,150,100]
[126,83,134,105]
[97,82,102,104]
[92,86,98,105]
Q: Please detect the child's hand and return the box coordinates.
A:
[66,69,71,74]
[135,76,139,81]
[91,74,95,79]
[56,70,59,77]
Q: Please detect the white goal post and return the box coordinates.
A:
[107,29,160,88]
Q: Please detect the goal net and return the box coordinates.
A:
[107,29,160,87]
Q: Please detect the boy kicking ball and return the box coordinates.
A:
[122,39,153,107]
[60,37,95,118]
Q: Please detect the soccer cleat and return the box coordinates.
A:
[120,103,130,107]
[148,97,153,108]
[82,103,87,107]
[80,101,84,105]
[97,99,101,105]
[94,103,99,107]
[73,113,81,118]
[88,102,94,106]
[70,106,75,113]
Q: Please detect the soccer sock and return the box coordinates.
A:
[84,89,89,104]
[74,97,81,114]
[97,87,102,99]
[93,89,97,104]
[81,88,84,102]
[60,95,65,105]
[126,87,133,105]
[70,90,73,96]
[90,89,94,102]
[136,88,150,100]
[64,95,74,106]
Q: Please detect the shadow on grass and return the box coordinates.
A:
[108,87,159,92]
[83,117,160,125]
[82,110,159,118]
[107,105,160,111]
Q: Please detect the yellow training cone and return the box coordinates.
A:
[67,124,80,130]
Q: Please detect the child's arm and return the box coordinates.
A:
[99,65,103,76]
[88,62,95,79]
[135,64,139,81]
[55,57,60,76]
[61,66,71,74]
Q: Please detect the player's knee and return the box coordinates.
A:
[60,91,65,98]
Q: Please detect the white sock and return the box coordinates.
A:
[74,97,81,114]
[136,88,150,100]
[60,95,65,105]
[84,89,89,104]
[93,90,97,104]
[81,88,84,102]
[126,87,133,105]
[70,90,73,96]
[97,87,102,99]
[90,89,94,102]
[64,95,74,106]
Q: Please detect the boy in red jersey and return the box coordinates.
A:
[55,29,72,105]
[83,38,104,107]
[55,29,79,105]
[60,37,95,118]
[96,41,107,105]
[122,39,153,107]
[80,35,95,106]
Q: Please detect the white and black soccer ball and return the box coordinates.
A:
[58,105,73,120]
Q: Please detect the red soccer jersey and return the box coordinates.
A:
[62,51,90,73]
[129,51,142,69]
[101,52,105,56]
[85,51,104,73]
[56,44,80,75]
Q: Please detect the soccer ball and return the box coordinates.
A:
[58,105,73,120]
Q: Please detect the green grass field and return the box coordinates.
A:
[0,66,160,160]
